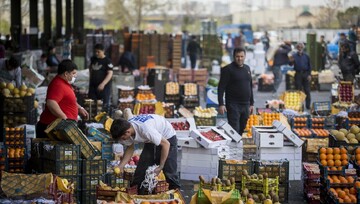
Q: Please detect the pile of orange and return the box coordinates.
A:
[293,128,312,137]
[136,93,156,101]
[293,116,308,128]
[262,112,280,126]
[354,148,360,165]
[245,115,259,137]
[327,175,354,184]
[319,147,349,167]
[329,182,360,203]
[312,129,329,137]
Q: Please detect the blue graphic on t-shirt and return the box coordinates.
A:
[130,115,154,123]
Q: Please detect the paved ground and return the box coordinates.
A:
[178,64,340,203]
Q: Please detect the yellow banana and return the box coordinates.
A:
[56,177,72,193]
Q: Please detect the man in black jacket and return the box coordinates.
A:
[187,36,201,69]
[339,42,360,82]
[218,47,254,135]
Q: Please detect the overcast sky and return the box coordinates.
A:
[90,0,359,7]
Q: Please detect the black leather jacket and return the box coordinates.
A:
[339,51,360,74]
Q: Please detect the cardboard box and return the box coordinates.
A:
[167,118,196,138]
[218,121,242,143]
[190,127,232,149]
[273,120,304,147]
[177,137,200,148]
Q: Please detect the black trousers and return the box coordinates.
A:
[88,84,112,112]
[131,136,180,194]
[189,53,197,69]
[226,102,250,136]
[295,71,311,109]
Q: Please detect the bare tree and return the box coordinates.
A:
[104,0,173,31]
[337,7,360,29]
[316,0,343,28]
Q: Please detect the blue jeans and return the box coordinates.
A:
[272,65,282,92]
[131,136,180,194]
[226,103,250,135]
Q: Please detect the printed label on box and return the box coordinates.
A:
[65,164,73,171]
[65,150,72,156]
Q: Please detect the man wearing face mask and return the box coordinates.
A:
[36,59,89,138]
[110,114,180,194]
[289,42,312,110]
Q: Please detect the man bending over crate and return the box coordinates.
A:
[110,114,180,194]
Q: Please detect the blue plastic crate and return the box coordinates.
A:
[87,127,112,142]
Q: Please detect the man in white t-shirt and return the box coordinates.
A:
[110,114,180,194]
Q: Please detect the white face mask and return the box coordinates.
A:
[121,136,134,146]
[69,77,76,84]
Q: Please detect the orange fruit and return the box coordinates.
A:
[347,176,354,183]
[339,176,348,183]
[338,198,344,203]
[356,181,360,188]
[344,196,351,203]
[349,187,356,195]
[330,167,338,171]
[334,160,342,166]
[356,154,360,160]
[341,154,348,160]
[333,147,341,154]
[334,154,341,160]
[320,153,327,160]
[356,148,360,154]
[340,147,347,154]
[327,160,335,166]
[350,195,357,203]
[320,147,327,154]
[338,166,343,171]
[321,160,327,166]
[343,188,350,194]
[338,190,346,199]
[327,154,334,160]
[342,160,349,166]
[327,148,333,154]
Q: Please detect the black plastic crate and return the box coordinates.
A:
[82,174,105,191]
[42,159,81,176]
[82,159,107,175]
[218,159,254,182]
[279,182,289,203]
[254,159,290,184]
[0,94,35,113]
[1,109,37,138]
[45,119,101,160]
[105,173,131,188]
[41,141,80,161]
[81,189,97,204]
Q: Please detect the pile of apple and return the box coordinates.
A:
[200,130,224,141]
[127,155,140,166]
[139,104,155,114]
[338,83,353,103]
[170,121,190,131]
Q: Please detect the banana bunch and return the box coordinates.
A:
[98,181,127,191]
[194,107,218,118]
[56,177,74,193]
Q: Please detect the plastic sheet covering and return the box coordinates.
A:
[1,171,53,199]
